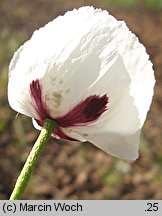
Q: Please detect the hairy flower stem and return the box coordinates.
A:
[10,119,57,200]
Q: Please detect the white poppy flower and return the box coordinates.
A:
[8,6,155,160]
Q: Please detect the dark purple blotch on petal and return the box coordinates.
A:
[30,79,109,141]
[55,95,109,127]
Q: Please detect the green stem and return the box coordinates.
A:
[10,118,57,200]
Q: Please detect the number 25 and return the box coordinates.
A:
[147,203,158,211]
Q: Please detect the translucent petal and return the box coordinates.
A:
[118,22,155,126]
[69,32,155,160]
[70,55,141,160]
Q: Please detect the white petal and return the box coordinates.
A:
[70,55,140,160]
[69,31,155,160]
[8,77,39,119]
[69,33,155,160]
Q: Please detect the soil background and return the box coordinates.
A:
[0,0,162,199]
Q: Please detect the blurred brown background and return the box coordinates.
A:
[0,0,162,199]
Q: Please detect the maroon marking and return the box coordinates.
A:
[53,128,78,141]
[30,79,108,141]
[55,95,109,127]
[30,79,49,119]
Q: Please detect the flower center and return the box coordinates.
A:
[30,79,109,140]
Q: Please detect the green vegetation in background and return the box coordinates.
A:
[102,170,123,186]
[113,0,136,8]
[91,0,162,9]
[144,0,162,9]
